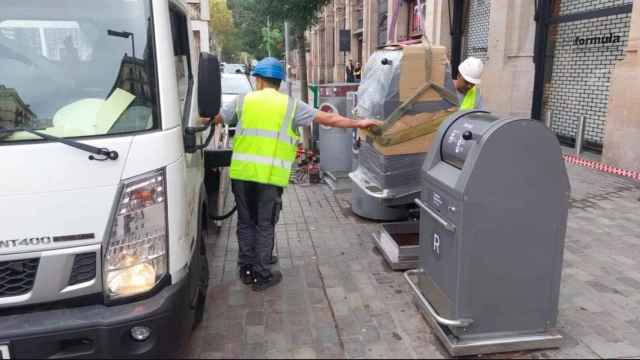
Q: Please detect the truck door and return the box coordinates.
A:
[169,4,203,253]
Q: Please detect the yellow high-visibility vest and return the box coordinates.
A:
[230,89,300,187]
[460,86,478,111]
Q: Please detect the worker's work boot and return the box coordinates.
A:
[238,265,255,285]
[269,255,279,265]
[252,270,283,292]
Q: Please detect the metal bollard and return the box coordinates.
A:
[545,111,552,129]
[575,116,586,155]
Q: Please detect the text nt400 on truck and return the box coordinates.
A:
[0,0,225,358]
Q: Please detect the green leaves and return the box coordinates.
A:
[209,0,240,61]
[228,0,284,60]
[260,0,332,33]
[228,0,330,59]
[260,24,283,57]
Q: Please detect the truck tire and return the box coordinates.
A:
[193,214,210,329]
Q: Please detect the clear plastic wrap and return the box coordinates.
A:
[359,142,424,189]
[355,49,404,120]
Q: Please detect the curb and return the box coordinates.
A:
[563,154,640,182]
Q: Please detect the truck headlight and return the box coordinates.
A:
[105,169,168,300]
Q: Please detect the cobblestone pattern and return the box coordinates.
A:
[185,164,640,359]
[463,0,491,62]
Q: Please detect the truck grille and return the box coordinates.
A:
[0,258,40,298]
[68,252,97,286]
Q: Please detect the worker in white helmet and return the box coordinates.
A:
[455,57,485,111]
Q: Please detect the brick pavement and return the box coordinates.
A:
[185,163,640,359]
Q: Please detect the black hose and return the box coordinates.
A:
[209,205,238,221]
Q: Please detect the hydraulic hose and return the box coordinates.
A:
[209,205,237,221]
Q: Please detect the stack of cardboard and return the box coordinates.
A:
[359,141,424,191]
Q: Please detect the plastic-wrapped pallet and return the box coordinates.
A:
[350,42,458,208]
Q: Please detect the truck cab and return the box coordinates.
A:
[0,0,221,357]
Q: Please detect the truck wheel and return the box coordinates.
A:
[193,219,210,329]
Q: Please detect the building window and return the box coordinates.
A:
[188,3,202,20]
[355,0,364,31]
[408,0,424,38]
[377,0,388,48]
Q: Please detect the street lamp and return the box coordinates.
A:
[108,29,135,58]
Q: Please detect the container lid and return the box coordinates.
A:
[441,112,499,169]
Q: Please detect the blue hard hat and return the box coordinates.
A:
[252,57,286,81]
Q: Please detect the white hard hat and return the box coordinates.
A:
[458,57,484,85]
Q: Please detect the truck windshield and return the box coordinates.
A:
[0,0,158,143]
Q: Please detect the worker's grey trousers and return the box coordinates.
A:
[231,180,283,278]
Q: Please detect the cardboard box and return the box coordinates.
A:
[399,44,449,102]
[359,124,440,156]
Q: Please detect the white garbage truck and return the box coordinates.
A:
[0,0,225,357]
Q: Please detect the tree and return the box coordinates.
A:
[260,20,283,57]
[225,1,330,145]
[228,0,284,60]
[209,0,237,61]
[258,0,331,103]
[257,0,331,149]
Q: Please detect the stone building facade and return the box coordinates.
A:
[307,0,427,84]
[186,0,211,55]
[302,0,638,170]
[0,85,36,131]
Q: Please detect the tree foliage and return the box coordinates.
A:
[260,25,283,57]
[209,0,238,61]
[225,0,329,109]
[227,0,284,60]
[258,0,331,146]
[258,0,331,34]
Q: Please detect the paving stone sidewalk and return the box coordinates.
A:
[185,163,640,359]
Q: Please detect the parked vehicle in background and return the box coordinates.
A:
[0,0,224,357]
[222,63,246,74]
[221,73,253,106]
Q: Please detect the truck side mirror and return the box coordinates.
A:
[184,52,221,154]
[198,52,222,118]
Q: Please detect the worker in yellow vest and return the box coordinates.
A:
[455,57,485,111]
[214,57,381,291]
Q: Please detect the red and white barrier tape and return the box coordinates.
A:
[563,154,640,182]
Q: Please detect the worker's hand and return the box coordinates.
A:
[357,119,384,130]
[202,114,223,127]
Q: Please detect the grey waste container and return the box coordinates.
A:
[406,111,570,356]
[315,83,359,151]
[318,103,353,174]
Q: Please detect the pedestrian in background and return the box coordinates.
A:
[354,62,362,82]
[346,59,355,83]
[213,58,381,291]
